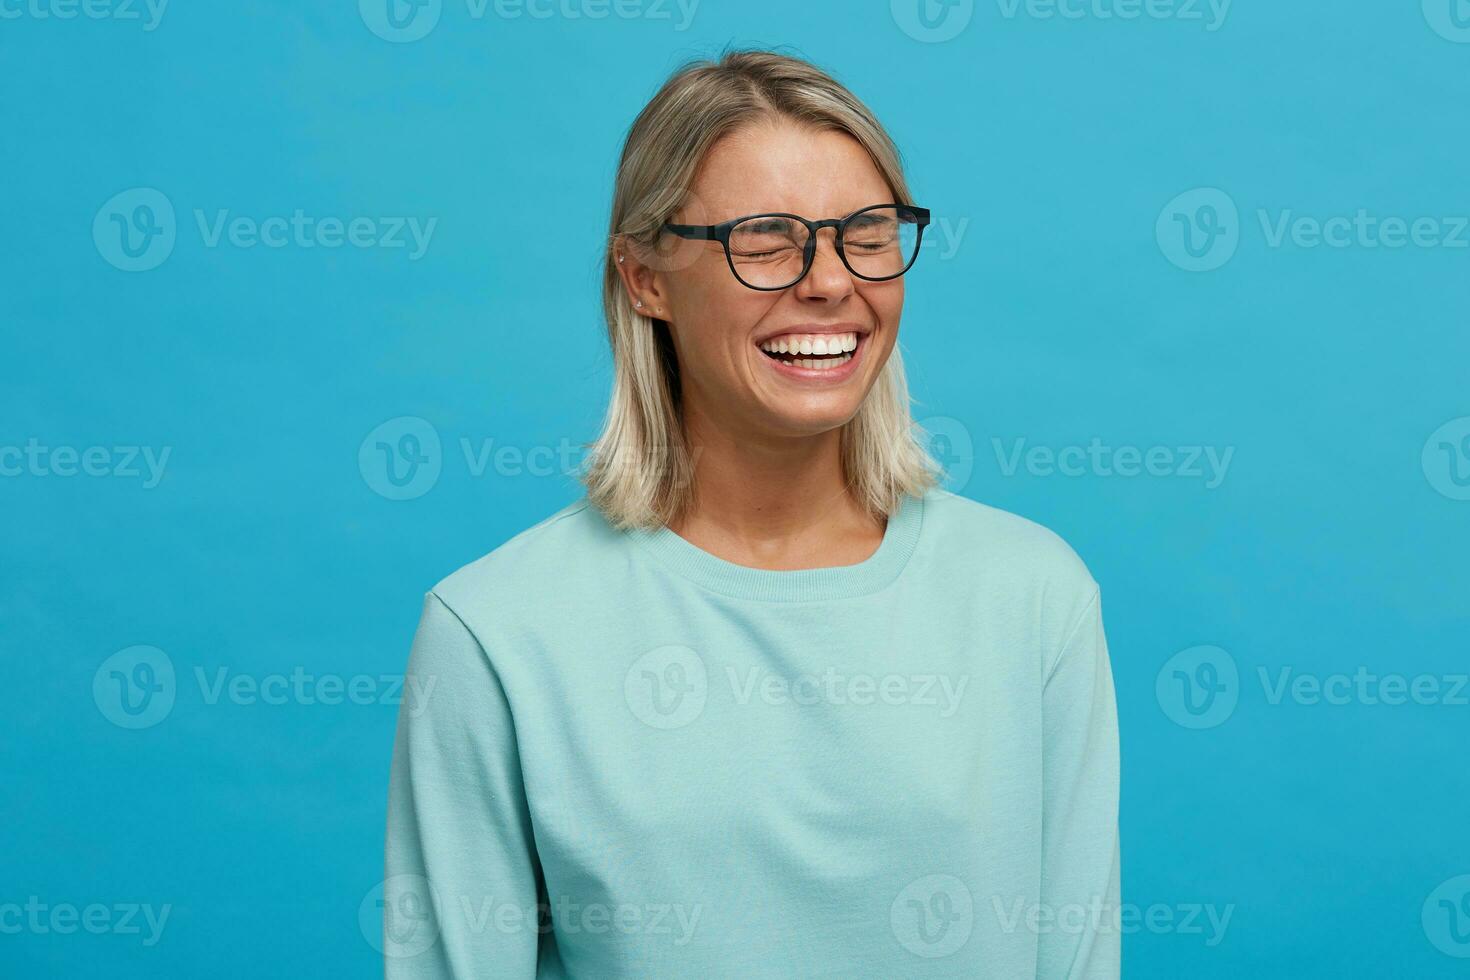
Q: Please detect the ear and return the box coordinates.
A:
[613,236,671,319]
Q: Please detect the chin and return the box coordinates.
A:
[762,398,865,438]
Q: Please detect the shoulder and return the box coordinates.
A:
[916,488,1101,648]
[426,496,615,616]
[398,498,619,687]
[919,488,1097,593]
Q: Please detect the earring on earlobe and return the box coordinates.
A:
[634,300,643,309]
[617,254,625,263]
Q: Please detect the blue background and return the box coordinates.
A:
[4,0,1469,975]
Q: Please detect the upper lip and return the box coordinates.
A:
[753,323,871,345]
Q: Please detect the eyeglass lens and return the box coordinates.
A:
[726,206,921,289]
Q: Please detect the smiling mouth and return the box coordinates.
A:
[757,331,863,372]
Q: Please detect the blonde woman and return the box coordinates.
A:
[384,48,1121,979]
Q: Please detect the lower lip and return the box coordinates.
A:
[756,334,868,384]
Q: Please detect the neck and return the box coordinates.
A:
[669,403,886,571]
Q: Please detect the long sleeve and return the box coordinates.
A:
[1038,588,1122,979]
[373,490,1120,977]
[383,591,544,977]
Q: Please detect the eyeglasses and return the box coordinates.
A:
[662,203,931,291]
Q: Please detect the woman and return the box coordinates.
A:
[384,48,1120,979]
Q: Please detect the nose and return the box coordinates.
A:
[792,228,855,303]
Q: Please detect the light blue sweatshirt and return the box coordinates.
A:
[383,487,1121,978]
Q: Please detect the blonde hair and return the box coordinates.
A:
[582,47,941,530]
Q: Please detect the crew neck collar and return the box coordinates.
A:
[622,491,926,602]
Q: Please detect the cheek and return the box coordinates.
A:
[666,272,768,373]
[668,250,740,323]
[676,258,774,327]
[865,281,906,332]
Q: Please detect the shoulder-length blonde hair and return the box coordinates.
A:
[582,47,941,530]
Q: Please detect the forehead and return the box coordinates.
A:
[684,119,893,222]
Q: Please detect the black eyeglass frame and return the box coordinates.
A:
[662,203,932,291]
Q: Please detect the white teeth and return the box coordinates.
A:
[779,352,853,371]
[757,331,862,374]
[758,331,860,355]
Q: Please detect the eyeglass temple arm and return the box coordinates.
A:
[664,206,931,238]
[662,222,720,241]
